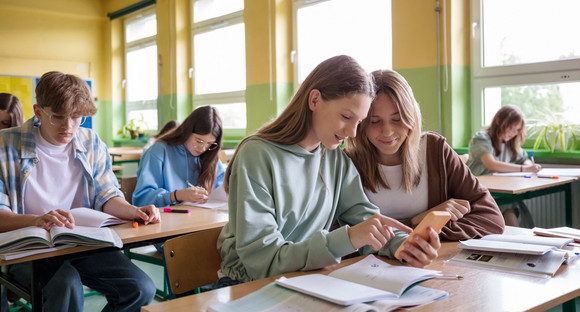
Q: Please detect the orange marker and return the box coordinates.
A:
[538,175,559,179]
[132,221,139,228]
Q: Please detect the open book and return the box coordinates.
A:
[458,234,573,255]
[209,282,449,312]
[70,207,127,227]
[533,227,580,243]
[0,225,123,260]
[275,254,445,306]
[450,248,566,277]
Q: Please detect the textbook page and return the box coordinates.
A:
[458,234,572,255]
[275,255,442,305]
[70,207,127,227]
[329,254,442,296]
[533,227,580,243]
[209,282,449,312]
[0,226,52,253]
[450,249,566,277]
[50,225,123,248]
[182,184,228,209]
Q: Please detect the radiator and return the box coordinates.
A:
[524,181,580,228]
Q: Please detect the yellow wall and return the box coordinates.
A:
[0,0,470,146]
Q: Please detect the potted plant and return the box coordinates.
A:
[526,112,579,152]
[118,115,146,139]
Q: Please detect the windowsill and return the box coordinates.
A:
[112,137,148,147]
[453,147,580,165]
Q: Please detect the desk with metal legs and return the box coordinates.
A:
[477,175,577,227]
[0,207,228,312]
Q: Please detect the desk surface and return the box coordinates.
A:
[141,239,580,312]
[477,175,577,194]
[0,207,228,266]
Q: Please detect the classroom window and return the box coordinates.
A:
[192,0,246,131]
[124,8,158,131]
[470,0,580,140]
[292,0,392,87]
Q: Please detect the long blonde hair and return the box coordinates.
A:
[224,55,374,192]
[345,69,422,193]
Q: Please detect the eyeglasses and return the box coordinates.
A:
[39,106,87,127]
[192,135,219,151]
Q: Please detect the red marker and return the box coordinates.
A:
[164,207,190,213]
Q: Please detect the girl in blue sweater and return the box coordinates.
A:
[133,106,225,208]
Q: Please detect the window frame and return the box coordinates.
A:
[191,3,246,136]
[291,0,392,93]
[123,7,158,131]
[470,0,580,136]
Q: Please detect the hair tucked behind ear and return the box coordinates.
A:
[160,106,222,191]
[224,55,374,193]
[345,69,422,193]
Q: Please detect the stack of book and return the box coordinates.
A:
[451,229,580,277]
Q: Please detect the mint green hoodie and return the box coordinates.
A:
[218,137,404,282]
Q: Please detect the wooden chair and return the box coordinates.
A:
[162,227,222,298]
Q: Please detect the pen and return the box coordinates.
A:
[163,207,190,213]
[528,151,535,165]
[538,175,559,179]
[434,274,463,280]
[187,181,205,191]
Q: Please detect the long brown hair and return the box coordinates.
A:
[0,93,24,128]
[345,69,422,193]
[159,106,222,191]
[224,55,374,192]
[487,105,525,161]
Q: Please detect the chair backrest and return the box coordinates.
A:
[163,227,222,296]
[120,177,138,205]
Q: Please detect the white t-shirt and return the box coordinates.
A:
[364,138,428,220]
[23,127,86,215]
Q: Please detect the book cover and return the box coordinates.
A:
[275,254,443,305]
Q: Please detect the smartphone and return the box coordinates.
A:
[394,211,451,259]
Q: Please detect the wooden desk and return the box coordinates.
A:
[108,146,144,164]
[0,207,228,311]
[141,241,580,312]
[477,175,578,227]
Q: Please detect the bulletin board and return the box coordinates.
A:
[0,74,93,129]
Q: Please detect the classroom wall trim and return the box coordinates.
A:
[107,0,156,20]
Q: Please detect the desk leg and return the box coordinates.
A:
[31,259,61,312]
[565,183,573,228]
[563,298,577,312]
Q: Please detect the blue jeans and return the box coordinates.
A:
[8,251,155,312]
